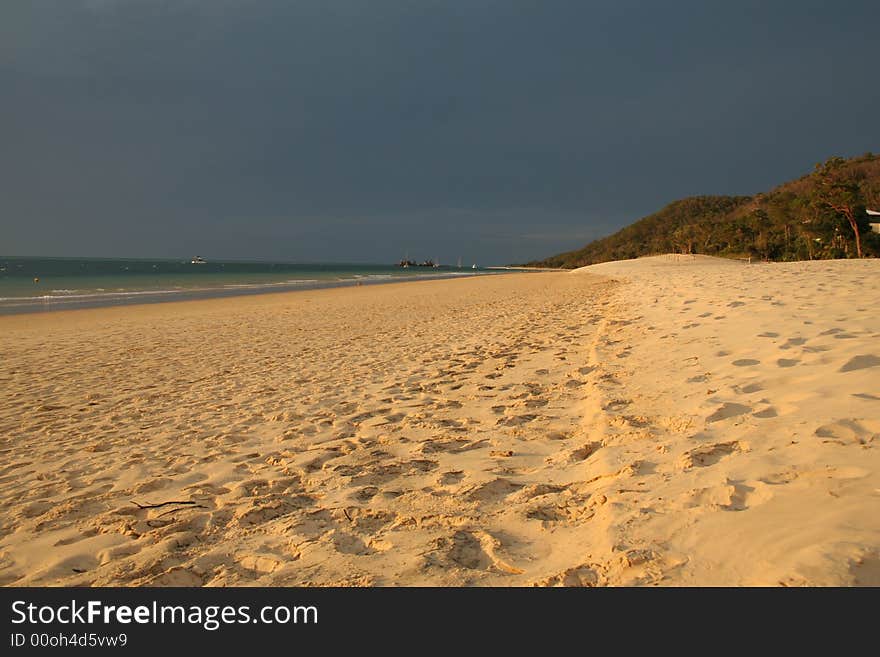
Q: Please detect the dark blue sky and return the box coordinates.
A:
[2,1,878,264]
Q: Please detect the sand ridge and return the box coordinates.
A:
[1,257,878,586]
[571,255,880,585]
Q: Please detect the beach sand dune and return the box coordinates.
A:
[1,257,877,586]
[571,255,880,586]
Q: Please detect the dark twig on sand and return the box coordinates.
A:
[130,500,202,510]
[156,505,207,518]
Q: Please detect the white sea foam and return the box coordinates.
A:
[223,279,320,289]
[0,268,503,313]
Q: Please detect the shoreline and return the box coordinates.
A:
[0,268,515,316]
[2,258,878,586]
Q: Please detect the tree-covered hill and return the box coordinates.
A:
[527,153,880,268]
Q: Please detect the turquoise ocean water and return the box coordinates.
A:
[0,257,497,314]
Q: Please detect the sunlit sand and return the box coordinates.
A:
[1,257,878,586]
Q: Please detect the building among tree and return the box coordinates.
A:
[868,209,880,234]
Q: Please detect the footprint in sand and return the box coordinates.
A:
[683,480,770,511]
[510,483,568,503]
[132,478,175,494]
[777,359,800,368]
[814,419,879,445]
[760,470,799,485]
[680,441,745,468]
[535,564,600,587]
[467,478,524,502]
[438,471,465,486]
[732,359,760,367]
[706,403,751,423]
[352,486,379,501]
[721,481,772,511]
[328,530,375,556]
[567,442,603,462]
[496,414,538,427]
[19,501,54,518]
[526,506,567,523]
[237,554,284,576]
[53,529,100,546]
[839,355,880,373]
[442,530,523,574]
[144,567,204,587]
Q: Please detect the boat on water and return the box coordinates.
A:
[191,256,207,265]
[396,258,436,268]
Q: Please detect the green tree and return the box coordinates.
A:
[811,157,868,258]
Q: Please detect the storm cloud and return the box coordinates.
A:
[2,1,878,264]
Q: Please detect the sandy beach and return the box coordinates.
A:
[1,256,878,586]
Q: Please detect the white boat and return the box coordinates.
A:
[191,256,207,264]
